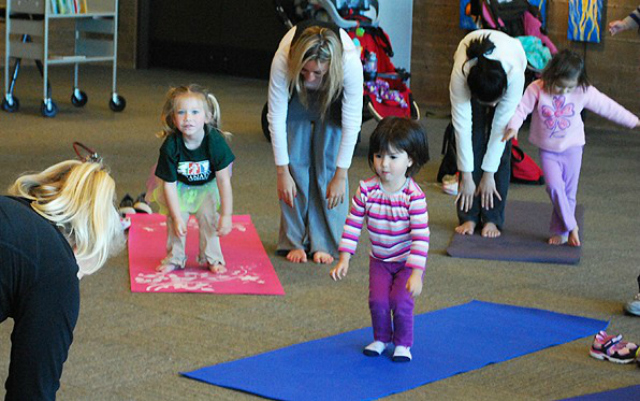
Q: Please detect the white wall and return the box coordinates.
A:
[377,0,413,76]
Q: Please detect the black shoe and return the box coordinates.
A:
[133,193,152,214]
[119,193,136,216]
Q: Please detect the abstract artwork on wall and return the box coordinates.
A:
[460,0,548,30]
[460,0,480,30]
[568,0,603,43]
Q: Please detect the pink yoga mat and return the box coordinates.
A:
[127,214,284,295]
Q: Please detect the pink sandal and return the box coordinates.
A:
[589,331,638,364]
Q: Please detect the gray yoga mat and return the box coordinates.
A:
[447,200,584,265]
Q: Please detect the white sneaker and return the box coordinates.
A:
[624,293,640,316]
[441,174,458,196]
[363,341,388,357]
[392,345,412,362]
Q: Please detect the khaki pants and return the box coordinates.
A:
[155,183,224,268]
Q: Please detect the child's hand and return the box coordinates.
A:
[608,20,627,36]
[503,128,518,142]
[406,269,424,297]
[217,215,232,236]
[330,255,350,280]
[173,217,187,237]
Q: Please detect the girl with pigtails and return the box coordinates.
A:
[150,84,235,274]
[449,30,527,238]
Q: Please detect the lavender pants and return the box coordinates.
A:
[539,146,583,236]
[369,257,415,347]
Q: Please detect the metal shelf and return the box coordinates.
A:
[3,0,125,116]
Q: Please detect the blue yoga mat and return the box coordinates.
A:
[182,301,606,400]
[561,385,640,400]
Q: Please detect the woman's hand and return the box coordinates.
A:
[503,128,518,142]
[477,171,502,210]
[217,215,232,237]
[455,172,476,212]
[406,269,423,297]
[326,168,347,210]
[277,165,297,208]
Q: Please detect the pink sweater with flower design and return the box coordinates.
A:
[507,79,639,152]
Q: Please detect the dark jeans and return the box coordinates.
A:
[457,99,512,229]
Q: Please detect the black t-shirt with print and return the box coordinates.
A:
[155,126,235,186]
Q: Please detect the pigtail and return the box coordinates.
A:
[205,92,232,141]
[157,87,181,139]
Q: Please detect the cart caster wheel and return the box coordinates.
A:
[41,100,58,118]
[109,95,126,112]
[2,96,20,113]
[71,90,88,107]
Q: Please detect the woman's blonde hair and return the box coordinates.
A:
[157,84,231,140]
[288,26,343,118]
[8,160,125,277]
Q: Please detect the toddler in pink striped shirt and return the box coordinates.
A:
[330,117,430,362]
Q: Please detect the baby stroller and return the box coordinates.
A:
[468,0,557,86]
[261,0,420,141]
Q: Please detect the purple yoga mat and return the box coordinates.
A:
[447,200,584,264]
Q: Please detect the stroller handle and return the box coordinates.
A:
[317,0,380,29]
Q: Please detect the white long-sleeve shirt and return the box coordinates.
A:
[267,25,364,169]
[449,29,527,173]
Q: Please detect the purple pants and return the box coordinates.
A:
[369,257,415,347]
[539,146,583,236]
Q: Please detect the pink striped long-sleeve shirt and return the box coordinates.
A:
[338,176,430,270]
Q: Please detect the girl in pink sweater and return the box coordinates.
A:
[504,50,640,246]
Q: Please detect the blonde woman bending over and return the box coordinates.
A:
[1,159,124,399]
[268,20,363,264]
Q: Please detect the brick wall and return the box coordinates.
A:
[411,0,640,126]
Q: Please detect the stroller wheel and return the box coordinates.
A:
[366,98,383,122]
[409,93,420,120]
[2,96,20,113]
[261,102,271,142]
[410,101,420,120]
[41,99,58,118]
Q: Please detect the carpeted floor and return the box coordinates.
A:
[0,65,639,400]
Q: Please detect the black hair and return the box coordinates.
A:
[465,35,508,103]
[368,117,429,178]
[541,49,590,91]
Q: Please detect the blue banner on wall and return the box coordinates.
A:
[568,0,603,43]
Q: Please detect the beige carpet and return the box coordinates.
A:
[0,65,639,400]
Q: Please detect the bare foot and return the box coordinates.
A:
[156,263,180,273]
[208,263,227,274]
[286,249,308,263]
[312,251,334,264]
[548,234,568,245]
[568,227,581,247]
[455,221,476,235]
[481,222,501,238]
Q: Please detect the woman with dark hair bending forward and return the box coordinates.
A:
[1,159,124,399]
[450,29,526,237]
[267,20,363,263]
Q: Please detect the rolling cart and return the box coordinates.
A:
[2,0,126,117]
